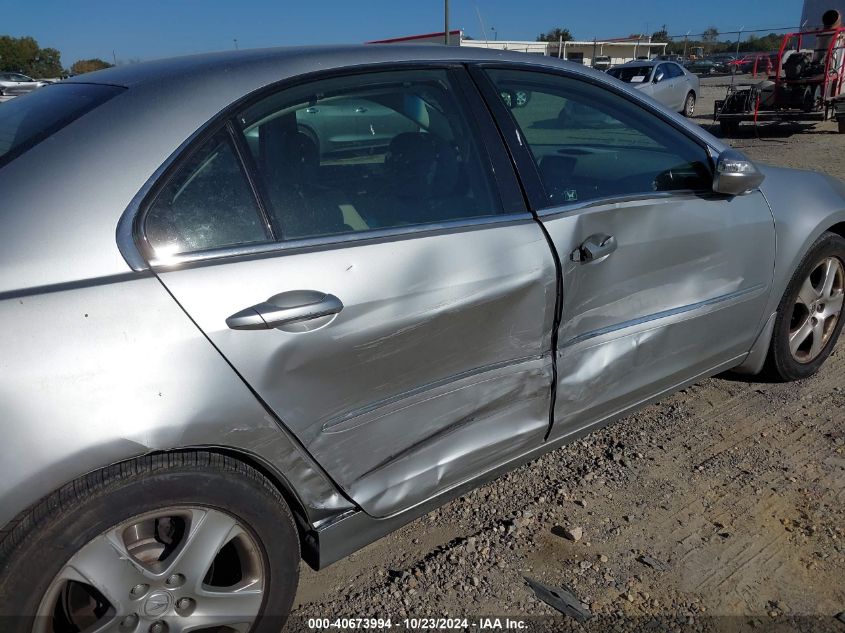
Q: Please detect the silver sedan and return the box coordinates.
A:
[607,60,700,117]
[0,46,843,631]
[0,72,48,101]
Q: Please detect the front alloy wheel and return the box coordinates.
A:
[766,232,845,380]
[788,256,844,363]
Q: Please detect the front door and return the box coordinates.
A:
[477,66,776,437]
[142,66,558,517]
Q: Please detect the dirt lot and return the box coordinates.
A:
[289,81,845,632]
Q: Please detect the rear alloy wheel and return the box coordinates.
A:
[683,92,696,117]
[766,232,845,380]
[0,452,300,633]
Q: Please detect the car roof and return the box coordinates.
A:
[66,44,584,90]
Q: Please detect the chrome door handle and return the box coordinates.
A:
[226,290,343,330]
[570,234,617,264]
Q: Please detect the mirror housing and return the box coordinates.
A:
[653,72,665,83]
[713,149,765,195]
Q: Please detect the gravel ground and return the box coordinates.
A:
[288,80,845,633]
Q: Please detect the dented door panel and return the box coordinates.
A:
[156,221,557,517]
[543,191,776,436]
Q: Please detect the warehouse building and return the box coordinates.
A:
[369,31,668,66]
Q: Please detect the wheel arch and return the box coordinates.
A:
[187,446,325,567]
[827,220,845,242]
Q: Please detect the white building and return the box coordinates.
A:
[369,31,667,66]
[461,38,668,66]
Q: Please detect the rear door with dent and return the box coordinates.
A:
[140,65,559,518]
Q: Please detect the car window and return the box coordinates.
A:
[666,63,683,79]
[11,74,30,82]
[0,83,122,168]
[144,130,271,257]
[607,66,652,83]
[483,68,712,207]
[235,69,504,241]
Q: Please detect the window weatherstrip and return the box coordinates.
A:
[225,119,278,242]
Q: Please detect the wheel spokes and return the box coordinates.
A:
[38,507,266,633]
[809,318,828,359]
[61,531,149,611]
[177,589,263,633]
[163,509,240,586]
[796,275,819,308]
[789,316,814,357]
[820,258,840,299]
[825,290,844,317]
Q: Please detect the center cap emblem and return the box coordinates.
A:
[143,591,173,617]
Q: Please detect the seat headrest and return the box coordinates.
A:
[385,132,459,199]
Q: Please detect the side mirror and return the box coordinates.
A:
[713,149,765,195]
[654,72,665,83]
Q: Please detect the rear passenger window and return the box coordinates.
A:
[484,68,712,207]
[236,69,504,241]
[144,130,271,257]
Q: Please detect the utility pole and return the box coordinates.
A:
[444,0,450,45]
[112,50,117,65]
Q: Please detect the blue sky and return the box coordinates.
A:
[1,0,800,65]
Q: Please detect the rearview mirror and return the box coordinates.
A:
[713,149,765,195]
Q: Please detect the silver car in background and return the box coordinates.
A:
[607,60,700,117]
[1,46,844,632]
[0,72,48,101]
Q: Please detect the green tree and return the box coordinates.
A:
[70,58,113,75]
[651,25,670,43]
[536,27,573,43]
[30,47,62,78]
[0,36,39,73]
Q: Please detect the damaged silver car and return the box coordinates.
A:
[1,45,844,632]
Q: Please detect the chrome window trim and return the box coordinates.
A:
[534,190,723,220]
[144,213,535,269]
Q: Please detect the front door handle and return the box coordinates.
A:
[570,234,617,264]
[226,290,344,330]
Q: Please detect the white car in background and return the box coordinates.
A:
[607,60,700,117]
[0,72,49,101]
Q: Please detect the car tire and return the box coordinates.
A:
[764,231,845,381]
[0,451,300,633]
[682,92,696,117]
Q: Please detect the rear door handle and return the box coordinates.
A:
[570,234,617,264]
[226,290,344,330]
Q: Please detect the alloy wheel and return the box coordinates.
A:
[788,256,845,363]
[685,94,696,117]
[34,507,265,633]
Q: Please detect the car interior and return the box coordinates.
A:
[495,76,712,206]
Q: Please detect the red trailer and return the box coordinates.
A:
[715,10,845,134]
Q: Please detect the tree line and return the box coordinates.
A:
[0,35,113,77]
